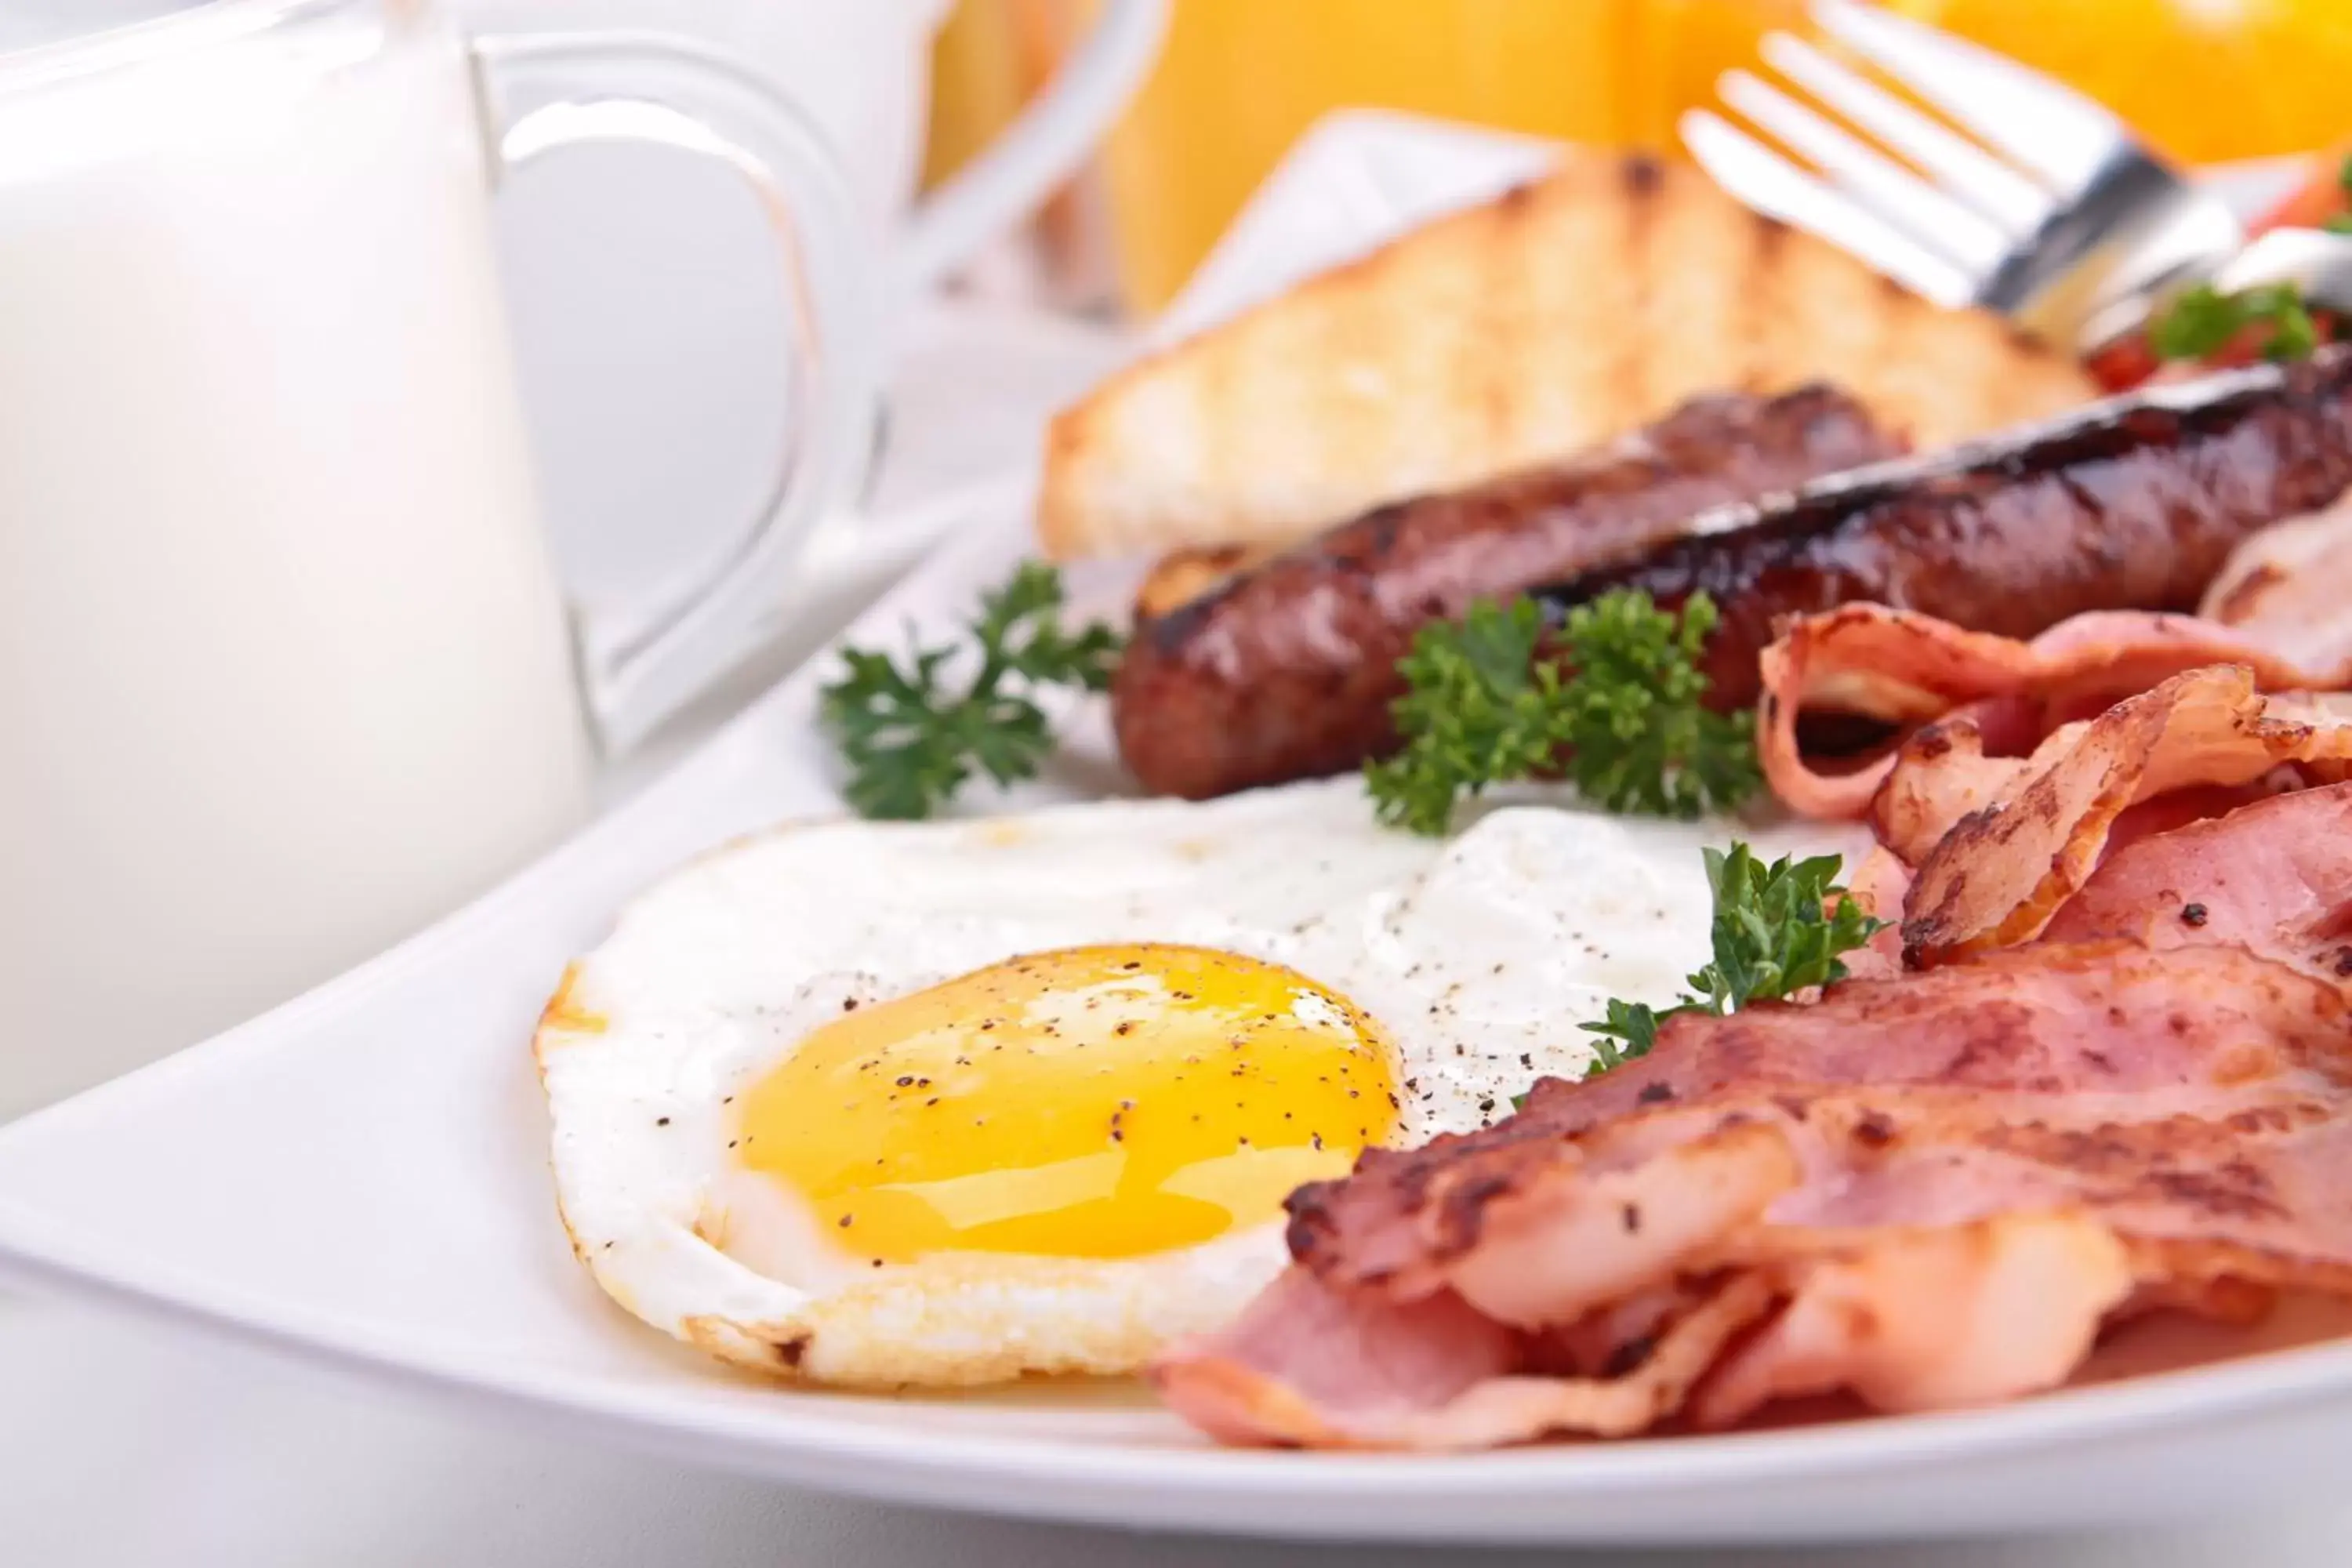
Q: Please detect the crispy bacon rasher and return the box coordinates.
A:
[1891,668,2352,964]
[1154,682,2352,1450]
[1157,934,2352,1446]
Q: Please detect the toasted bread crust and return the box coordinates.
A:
[1132,543,1271,619]
[1040,154,2096,562]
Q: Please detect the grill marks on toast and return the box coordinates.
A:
[1039,155,2096,562]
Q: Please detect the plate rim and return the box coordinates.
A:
[8,1200,2352,1541]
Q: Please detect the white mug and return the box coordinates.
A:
[463,0,1163,698]
[0,0,926,1116]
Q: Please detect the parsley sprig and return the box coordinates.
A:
[819,562,1120,820]
[1364,590,1759,834]
[1579,845,1886,1076]
[2147,281,2321,363]
[2146,155,2352,365]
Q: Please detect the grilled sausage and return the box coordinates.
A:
[1546,349,2352,715]
[1112,387,1900,799]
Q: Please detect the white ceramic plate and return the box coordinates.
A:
[0,118,2339,1548]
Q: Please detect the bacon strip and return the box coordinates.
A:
[1160,658,2352,1449]
[2040,782,2352,978]
[1154,931,2352,1448]
[1896,668,2352,964]
[2200,495,2352,646]
[1755,495,2352,820]
[1757,607,2328,818]
[1689,1212,2132,1428]
[1159,1269,1778,1449]
[1283,941,2352,1292]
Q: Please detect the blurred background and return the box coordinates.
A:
[924,0,2352,314]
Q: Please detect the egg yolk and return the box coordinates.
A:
[731,944,1399,1263]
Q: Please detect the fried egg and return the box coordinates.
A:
[535,779,1860,1386]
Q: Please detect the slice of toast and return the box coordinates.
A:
[1039,154,2098,561]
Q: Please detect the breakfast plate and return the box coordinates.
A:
[5,476,2352,1548]
[0,117,2344,1547]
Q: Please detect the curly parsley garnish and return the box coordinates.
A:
[2147,154,2352,362]
[1364,590,1759,834]
[2147,281,2321,363]
[1579,844,1886,1076]
[819,562,1120,820]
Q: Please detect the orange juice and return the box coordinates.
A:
[1100,2,1595,311]
[925,0,1069,188]
[930,0,2352,315]
[930,0,1808,312]
[1887,0,2352,166]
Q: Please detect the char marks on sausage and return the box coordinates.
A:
[1112,387,1900,800]
[1120,351,2352,809]
[1546,350,2352,716]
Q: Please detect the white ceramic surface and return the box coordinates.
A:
[8,492,2352,1546]
[0,117,2339,1550]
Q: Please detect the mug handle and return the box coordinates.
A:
[892,0,1169,296]
[470,31,881,754]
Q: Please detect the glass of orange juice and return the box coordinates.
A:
[1073,0,1810,312]
[932,0,2352,317]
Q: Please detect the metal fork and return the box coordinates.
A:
[1681,0,2252,353]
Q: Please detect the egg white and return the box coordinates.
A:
[535,778,1863,1386]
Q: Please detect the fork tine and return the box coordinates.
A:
[1719,67,2009,279]
[1679,110,1976,308]
[1759,31,2049,236]
[1810,0,2125,193]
